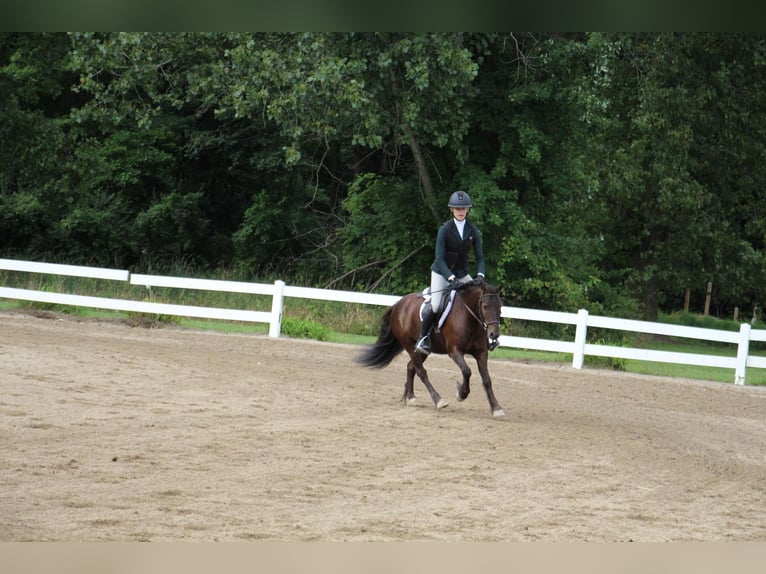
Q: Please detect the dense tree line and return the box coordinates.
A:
[2,32,766,320]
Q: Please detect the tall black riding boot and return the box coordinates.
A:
[415,307,437,355]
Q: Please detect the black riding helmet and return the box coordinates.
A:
[448,190,472,208]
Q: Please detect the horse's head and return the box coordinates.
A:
[460,279,502,346]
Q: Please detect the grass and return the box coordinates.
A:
[2,270,765,386]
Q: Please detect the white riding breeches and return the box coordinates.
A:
[429,271,472,312]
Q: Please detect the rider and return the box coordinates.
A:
[415,190,486,355]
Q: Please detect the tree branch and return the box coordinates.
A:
[368,244,426,292]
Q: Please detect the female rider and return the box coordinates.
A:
[415,190,486,355]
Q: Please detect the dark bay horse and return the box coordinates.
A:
[355,279,506,417]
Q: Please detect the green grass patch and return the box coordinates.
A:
[177,318,268,334]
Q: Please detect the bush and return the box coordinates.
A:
[280,316,330,341]
[660,311,741,332]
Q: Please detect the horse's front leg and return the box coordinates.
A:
[450,352,472,402]
[476,352,505,417]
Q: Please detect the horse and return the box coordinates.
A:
[355,278,506,417]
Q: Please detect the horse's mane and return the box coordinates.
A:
[455,278,499,295]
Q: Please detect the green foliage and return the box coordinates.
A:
[486,188,606,313]
[57,198,132,264]
[459,36,612,314]
[232,189,286,266]
[660,311,743,333]
[589,33,766,320]
[5,31,766,324]
[232,183,341,282]
[133,191,209,267]
[280,316,330,341]
[340,173,434,293]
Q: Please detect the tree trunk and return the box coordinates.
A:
[388,66,441,225]
[403,123,441,225]
[641,275,661,322]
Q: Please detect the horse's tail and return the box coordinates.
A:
[354,307,403,369]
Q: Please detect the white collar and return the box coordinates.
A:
[453,218,466,238]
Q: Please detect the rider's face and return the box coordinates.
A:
[452,207,469,221]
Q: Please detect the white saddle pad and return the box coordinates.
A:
[420,288,457,329]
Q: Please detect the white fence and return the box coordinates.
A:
[1,258,764,385]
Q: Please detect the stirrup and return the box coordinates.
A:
[415,336,431,355]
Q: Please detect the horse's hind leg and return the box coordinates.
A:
[410,357,448,410]
[402,361,417,406]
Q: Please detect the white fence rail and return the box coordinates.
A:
[1,258,764,385]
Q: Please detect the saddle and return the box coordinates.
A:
[419,288,457,331]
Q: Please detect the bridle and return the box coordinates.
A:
[460,287,501,333]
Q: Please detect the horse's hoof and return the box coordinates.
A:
[436,398,449,410]
[492,408,506,418]
[455,383,467,402]
[405,397,417,407]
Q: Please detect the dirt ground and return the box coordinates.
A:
[1,310,765,542]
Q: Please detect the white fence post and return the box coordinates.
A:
[269,280,285,338]
[572,308,589,369]
[735,322,751,385]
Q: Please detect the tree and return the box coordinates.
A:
[461,33,607,312]
[65,33,482,279]
[67,33,301,269]
[8,31,766,320]
[0,33,73,255]
[591,33,766,320]
[222,33,480,220]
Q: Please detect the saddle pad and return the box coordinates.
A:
[420,288,457,329]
